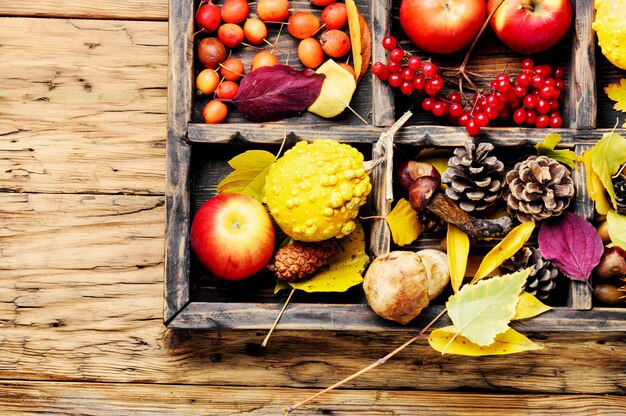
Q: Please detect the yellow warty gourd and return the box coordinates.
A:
[264,139,372,242]
[593,0,626,70]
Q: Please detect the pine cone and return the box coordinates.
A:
[269,239,338,282]
[500,247,559,300]
[504,155,575,222]
[442,141,504,213]
[614,172,626,215]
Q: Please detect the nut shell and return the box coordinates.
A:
[408,176,440,212]
[363,251,429,324]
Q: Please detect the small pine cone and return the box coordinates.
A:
[417,209,445,233]
[504,155,575,222]
[442,141,504,213]
[614,174,626,215]
[270,239,338,282]
[500,247,559,300]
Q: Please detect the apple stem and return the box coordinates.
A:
[518,4,534,12]
[261,287,296,348]
[285,307,448,413]
[457,0,506,74]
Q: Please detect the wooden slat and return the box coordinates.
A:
[0,1,168,20]
[568,0,596,129]
[371,0,395,127]
[0,381,625,415]
[0,17,167,195]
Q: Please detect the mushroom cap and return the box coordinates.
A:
[417,249,450,301]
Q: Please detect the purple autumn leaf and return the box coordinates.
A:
[538,212,604,282]
[230,64,325,122]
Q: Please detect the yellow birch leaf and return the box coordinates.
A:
[428,325,542,356]
[217,150,276,202]
[472,221,535,283]
[513,292,552,320]
[385,198,421,246]
[535,133,579,170]
[308,60,357,118]
[605,78,626,112]
[590,131,626,208]
[583,150,611,215]
[447,224,469,293]
[285,221,368,293]
[607,210,626,250]
[345,0,371,82]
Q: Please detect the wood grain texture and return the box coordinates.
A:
[1,381,625,415]
[0,1,168,20]
[0,17,167,195]
[371,0,395,127]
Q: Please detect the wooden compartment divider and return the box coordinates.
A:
[165,0,626,330]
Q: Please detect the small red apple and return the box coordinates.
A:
[399,0,486,54]
[488,0,572,55]
[190,194,275,280]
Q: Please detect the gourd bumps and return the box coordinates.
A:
[264,139,371,242]
[593,0,626,70]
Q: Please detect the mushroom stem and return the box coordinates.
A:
[426,193,514,238]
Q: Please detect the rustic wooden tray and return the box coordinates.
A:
[165,0,626,330]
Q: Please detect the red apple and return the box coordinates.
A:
[488,0,572,55]
[399,0,486,54]
[190,194,275,280]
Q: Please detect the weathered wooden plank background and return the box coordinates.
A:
[1,1,626,414]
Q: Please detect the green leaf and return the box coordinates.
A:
[590,132,626,208]
[447,224,469,293]
[607,210,626,250]
[385,198,421,246]
[446,268,531,347]
[535,133,578,170]
[513,292,552,320]
[473,221,535,283]
[276,221,368,293]
[217,150,276,202]
[428,325,542,356]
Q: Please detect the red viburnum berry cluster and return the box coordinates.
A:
[371,36,566,135]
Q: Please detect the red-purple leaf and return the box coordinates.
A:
[230,64,325,122]
[538,212,603,282]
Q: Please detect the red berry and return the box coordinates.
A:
[536,114,550,128]
[389,48,405,63]
[549,99,560,110]
[382,35,397,50]
[413,75,426,90]
[422,62,438,77]
[449,102,464,117]
[513,85,527,98]
[540,86,556,99]
[371,61,385,75]
[531,76,545,89]
[422,97,435,111]
[449,92,462,103]
[486,106,499,120]
[537,99,551,114]
[387,60,402,73]
[407,56,422,71]
[401,67,415,81]
[516,72,532,88]
[555,79,565,91]
[388,72,402,87]
[375,66,390,81]
[458,112,471,126]
[521,58,534,70]
[466,120,480,136]
[425,75,443,95]
[550,114,563,128]
[474,112,489,127]
[400,81,414,95]
[486,94,500,107]
[432,101,448,117]
[544,77,556,87]
[513,108,526,124]
[523,94,537,109]
[554,67,565,79]
[526,110,538,125]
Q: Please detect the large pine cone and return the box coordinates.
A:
[441,141,504,213]
[614,173,626,215]
[500,247,559,300]
[504,155,575,222]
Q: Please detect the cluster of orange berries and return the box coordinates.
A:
[195,0,354,124]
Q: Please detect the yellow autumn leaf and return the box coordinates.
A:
[217,150,276,202]
[513,292,552,320]
[583,150,612,215]
[535,133,579,170]
[308,60,357,118]
[605,78,626,112]
[285,221,368,293]
[385,198,421,246]
[472,221,535,283]
[607,210,626,250]
[428,325,542,356]
[447,224,469,293]
[590,131,626,208]
[345,0,371,82]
